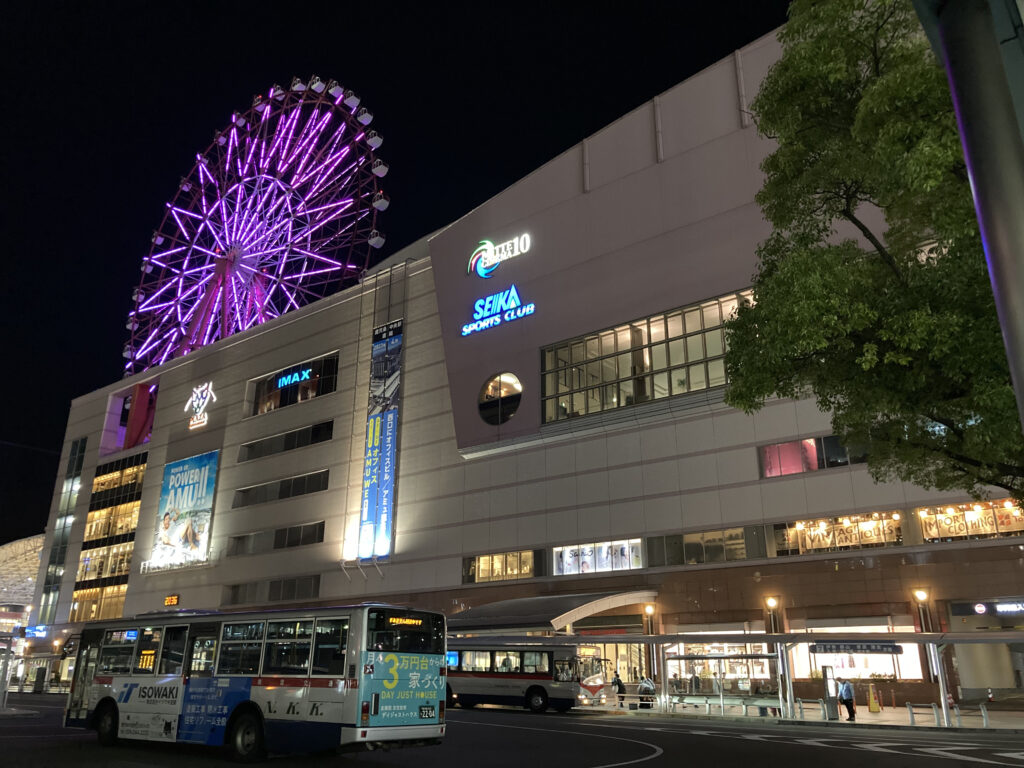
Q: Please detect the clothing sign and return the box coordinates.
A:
[359,320,404,559]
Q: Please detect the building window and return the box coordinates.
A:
[40,437,88,625]
[231,470,329,508]
[917,499,1024,542]
[100,382,159,456]
[238,421,334,462]
[75,542,135,582]
[274,521,325,549]
[773,512,903,556]
[268,575,321,602]
[540,290,750,422]
[69,583,127,622]
[553,540,642,575]
[251,353,339,416]
[463,550,536,583]
[759,435,864,478]
[478,373,523,425]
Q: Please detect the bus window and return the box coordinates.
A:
[98,629,136,674]
[222,621,264,641]
[263,620,313,675]
[132,627,161,675]
[495,651,521,673]
[219,623,264,675]
[159,626,188,675]
[187,635,217,677]
[461,650,491,672]
[311,618,349,675]
[554,659,573,682]
[523,651,549,674]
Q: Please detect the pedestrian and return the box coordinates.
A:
[838,677,856,721]
[690,670,701,694]
[613,670,626,707]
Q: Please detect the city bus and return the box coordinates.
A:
[63,603,446,761]
[445,637,609,713]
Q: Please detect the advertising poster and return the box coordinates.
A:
[359,320,404,559]
[150,450,219,568]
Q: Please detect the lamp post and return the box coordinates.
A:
[913,589,932,632]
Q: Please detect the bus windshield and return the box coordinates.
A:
[366,608,445,653]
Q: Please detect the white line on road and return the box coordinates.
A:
[917,747,1014,765]
[452,719,663,768]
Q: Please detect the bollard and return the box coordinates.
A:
[979,703,990,729]
[906,701,916,726]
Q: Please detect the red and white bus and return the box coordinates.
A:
[64,604,446,761]
[445,637,609,713]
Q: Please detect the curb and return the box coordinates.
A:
[0,708,43,719]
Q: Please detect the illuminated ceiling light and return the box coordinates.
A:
[765,596,778,609]
[973,504,984,513]
[842,517,851,526]
[892,512,901,520]
[913,589,929,603]
[818,521,827,530]
[795,522,805,530]
[945,507,955,515]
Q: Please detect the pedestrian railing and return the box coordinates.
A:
[906,701,941,726]
[950,703,990,729]
[667,695,782,717]
[795,697,827,720]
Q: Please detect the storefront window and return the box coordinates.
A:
[464,550,536,583]
[917,498,1024,542]
[774,512,902,555]
[553,540,641,575]
[663,635,774,691]
[790,623,923,680]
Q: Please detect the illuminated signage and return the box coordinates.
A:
[388,616,423,626]
[150,450,219,570]
[125,630,139,642]
[184,381,216,430]
[277,368,312,389]
[995,602,1024,614]
[468,233,531,278]
[462,284,536,336]
[974,603,987,614]
[164,594,180,607]
[25,625,47,639]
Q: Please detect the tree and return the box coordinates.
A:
[724,0,1024,501]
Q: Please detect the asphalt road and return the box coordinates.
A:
[3,694,1024,767]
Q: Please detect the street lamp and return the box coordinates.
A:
[913,589,933,632]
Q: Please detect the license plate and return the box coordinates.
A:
[419,705,435,719]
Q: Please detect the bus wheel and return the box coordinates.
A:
[227,710,266,763]
[96,702,119,746]
[526,688,548,713]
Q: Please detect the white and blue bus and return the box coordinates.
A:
[64,603,446,761]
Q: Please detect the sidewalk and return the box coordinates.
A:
[598,695,1024,732]
[0,692,63,719]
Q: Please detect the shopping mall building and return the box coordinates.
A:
[28,31,1024,699]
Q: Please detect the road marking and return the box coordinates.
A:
[917,747,1014,765]
[857,742,919,754]
[993,753,1024,761]
[453,719,663,768]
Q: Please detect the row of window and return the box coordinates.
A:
[84,501,141,543]
[231,470,329,509]
[462,498,1023,583]
[96,618,349,678]
[39,438,88,625]
[75,542,135,582]
[453,649,557,676]
[223,574,322,606]
[540,290,750,423]
[238,421,334,462]
[227,521,326,557]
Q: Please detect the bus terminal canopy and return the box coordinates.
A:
[447,590,658,633]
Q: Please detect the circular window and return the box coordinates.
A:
[478,373,523,425]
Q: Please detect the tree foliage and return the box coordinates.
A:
[724,0,1024,500]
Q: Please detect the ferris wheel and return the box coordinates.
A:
[124,76,390,376]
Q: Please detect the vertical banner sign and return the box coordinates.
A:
[151,450,219,568]
[359,319,404,559]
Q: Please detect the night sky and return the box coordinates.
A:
[0,1,790,545]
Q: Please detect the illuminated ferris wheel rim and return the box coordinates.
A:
[124,75,390,376]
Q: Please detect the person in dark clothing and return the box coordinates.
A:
[613,671,626,707]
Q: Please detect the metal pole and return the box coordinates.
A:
[659,643,667,713]
[928,643,952,727]
[0,638,10,710]
[717,658,725,715]
[936,0,1024,431]
[775,644,787,718]
[783,643,797,718]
